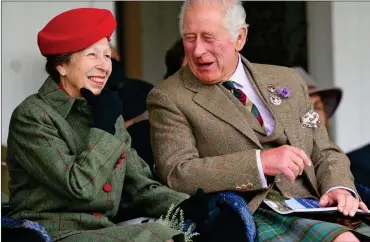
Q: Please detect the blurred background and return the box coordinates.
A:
[1,1,369,154]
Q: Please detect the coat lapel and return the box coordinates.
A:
[182,67,263,149]
[242,58,318,189]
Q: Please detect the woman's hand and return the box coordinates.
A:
[81,88,122,135]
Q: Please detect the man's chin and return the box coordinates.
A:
[196,74,222,85]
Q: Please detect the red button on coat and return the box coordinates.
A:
[120,153,127,159]
[114,163,120,169]
[103,183,112,192]
[117,158,124,164]
[93,212,102,216]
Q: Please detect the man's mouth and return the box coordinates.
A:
[198,62,213,68]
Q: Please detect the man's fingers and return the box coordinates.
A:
[290,154,304,175]
[349,197,359,217]
[359,201,369,213]
[337,193,346,213]
[319,194,330,207]
[288,162,300,178]
[342,195,354,216]
[289,146,312,166]
[283,168,296,183]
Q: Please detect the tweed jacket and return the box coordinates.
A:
[7,77,189,242]
[147,56,357,213]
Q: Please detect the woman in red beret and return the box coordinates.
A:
[5,7,211,242]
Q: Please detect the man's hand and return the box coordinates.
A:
[260,145,312,182]
[320,189,369,217]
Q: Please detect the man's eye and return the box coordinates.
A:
[88,53,96,57]
[185,36,195,41]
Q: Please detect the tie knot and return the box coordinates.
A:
[222,81,235,91]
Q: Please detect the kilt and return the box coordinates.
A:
[254,207,370,242]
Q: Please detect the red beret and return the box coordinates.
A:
[37,8,116,56]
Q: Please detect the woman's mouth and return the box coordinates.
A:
[88,76,105,86]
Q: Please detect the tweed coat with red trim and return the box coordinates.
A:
[6,77,189,242]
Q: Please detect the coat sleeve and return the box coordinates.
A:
[7,101,125,202]
[121,148,189,218]
[147,88,264,196]
[298,74,358,196]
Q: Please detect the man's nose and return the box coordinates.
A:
[193,40,206,58]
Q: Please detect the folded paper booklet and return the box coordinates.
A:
[263,195,370,216]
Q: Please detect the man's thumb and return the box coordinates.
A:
[319,194,329,207]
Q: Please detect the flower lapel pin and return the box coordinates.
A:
[301,110,321,128]
[278,87,291,99]
[267,85,290,106]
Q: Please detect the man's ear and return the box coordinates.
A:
[56,65,66,76]
[235,26,248,52]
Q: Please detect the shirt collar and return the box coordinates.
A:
[38,76,87,119]
[228,54,247,88]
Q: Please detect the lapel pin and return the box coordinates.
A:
[278,87,291,99]
[267,84,281,105]
[270,95,282,106]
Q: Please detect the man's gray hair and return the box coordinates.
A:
[179,0,249,40]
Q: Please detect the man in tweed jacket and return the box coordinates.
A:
[147,0,370,241]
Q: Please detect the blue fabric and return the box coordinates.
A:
[356,182,370,207]
[215,191,257,242]
[2,216,52,242]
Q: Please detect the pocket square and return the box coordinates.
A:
[300,110,321,128]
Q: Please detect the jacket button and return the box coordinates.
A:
[284,191,292,198]
[120,153,127,159]
[114,164,120,169]
[117,158,124,164]
[236,186,241,191]
[240,184,247,190]
[246,183,253,189]
[103,183,112,192]
[93,212,102,216]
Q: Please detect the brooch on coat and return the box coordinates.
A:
[267,85,291,106]
[301,110,321,128]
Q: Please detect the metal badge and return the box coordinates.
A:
[269,95,282,106]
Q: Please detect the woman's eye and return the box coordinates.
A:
[105,54,111,59]
[88,53,96,57]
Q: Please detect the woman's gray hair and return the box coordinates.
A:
[179,0,249,40]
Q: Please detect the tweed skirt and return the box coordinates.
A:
[254,207,370,242]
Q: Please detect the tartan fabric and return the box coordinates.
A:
[222,80,264,127]
[6,76,189,241]
[254,207,370,242]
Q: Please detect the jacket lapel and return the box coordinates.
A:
[182,67,263,149]
[242,58,318,189]
[242,58,291,141]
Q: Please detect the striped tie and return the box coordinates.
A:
[222,81,264,127]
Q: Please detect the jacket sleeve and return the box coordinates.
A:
[121,148,189,218]
[7,101,125,202]
[298,76,358,196]
[147,88,265,196]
